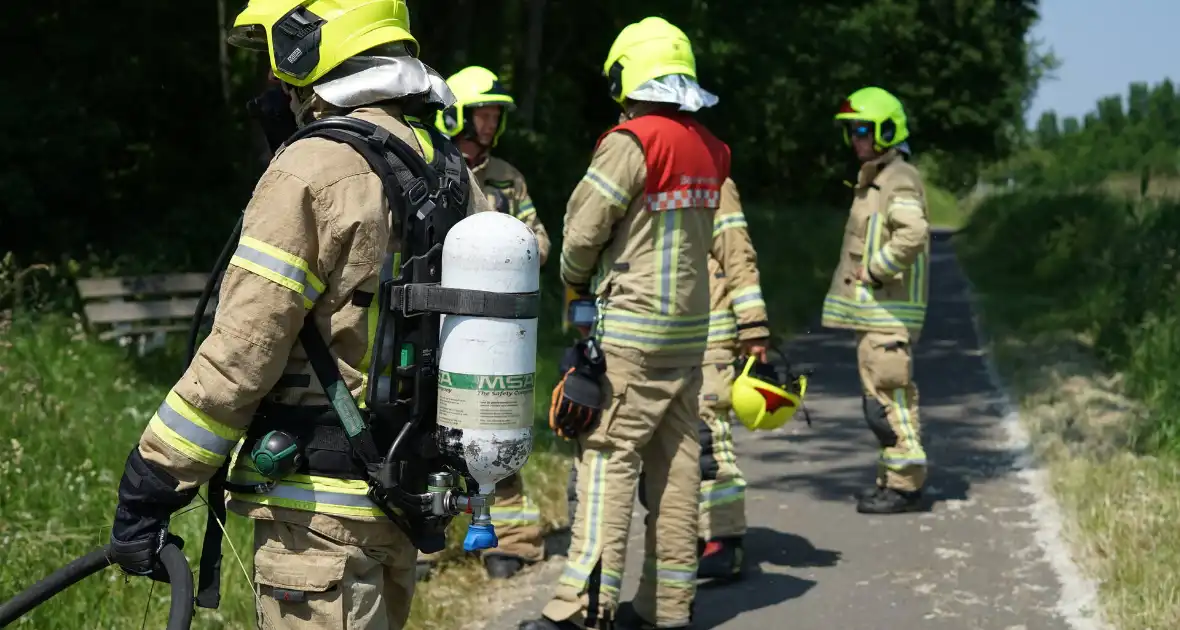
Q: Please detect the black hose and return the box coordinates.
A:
[0,543,194,629]
[159,544,195,630]
[0,546,111,625]
[185,215,244,368]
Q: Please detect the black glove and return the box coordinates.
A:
[549,338,607,439]
[110,447,197,579]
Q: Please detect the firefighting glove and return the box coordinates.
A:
[549,337,607,440]
[110,447,197,580]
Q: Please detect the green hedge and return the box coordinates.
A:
[957,189,1180,454]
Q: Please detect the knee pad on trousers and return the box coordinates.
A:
[697,419,719,481]
[862,395,898,448]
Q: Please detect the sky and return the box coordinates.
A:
[1025,0,1179,126]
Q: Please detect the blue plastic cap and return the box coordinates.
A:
[462,523,499,552]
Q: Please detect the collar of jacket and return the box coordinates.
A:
[854,148,904,189]
[466,152,491,176]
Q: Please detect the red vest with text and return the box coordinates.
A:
[598,111,731,211]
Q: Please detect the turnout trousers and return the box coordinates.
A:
[544,349,703,628]
[252,517,417,629]
[697,358,746,541]
[856,331,927,492]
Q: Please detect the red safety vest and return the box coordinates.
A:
[599,111,731,211]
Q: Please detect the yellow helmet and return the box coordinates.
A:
[834,86,910,149]
[435,66,516,147]
[731,355,808,432]
[227,0,418,88]
[603,17,696,104]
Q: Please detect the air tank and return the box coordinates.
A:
[436,211,539,551]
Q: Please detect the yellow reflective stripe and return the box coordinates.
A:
[582,167,630,206]
[148,390,243,467]
[230,236,325,309]
[560,252,594,281]
[707,309,738,343]
[644,558,697,586]
[880,388,925,470]
[227,465,389,518]
[597,309,710,352]
[910,252,927,303]
[490,498,542,526]
[516,198,537,219]
[712,212,748,236]
[560,451,608,590]
[403,115,435,163]
[655,210,684,314]
[821,295,926,329]
[729,285,765,313]
[700,478,746,508]
[600,568,623,594]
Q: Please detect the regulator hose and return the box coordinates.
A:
[0,543,193,630]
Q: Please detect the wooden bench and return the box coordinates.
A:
[76,273,219,355]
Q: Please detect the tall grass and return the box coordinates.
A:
[957,189,1180,454]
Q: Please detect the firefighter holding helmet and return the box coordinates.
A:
[525,16,766,630]
[825,86,931,514]
[437,65,552,263]
[105,1,493,628]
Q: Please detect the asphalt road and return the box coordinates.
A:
[478,230,1103,630]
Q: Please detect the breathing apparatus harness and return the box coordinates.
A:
[187,91,540,610]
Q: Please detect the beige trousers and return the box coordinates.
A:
[252,517,417,629]
[856,331,926,492]
[543,349,702,628]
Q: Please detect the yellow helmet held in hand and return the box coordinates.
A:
[603,17,696,104]
[435,66,516,147]
[834,86,910,149]
[731,355,808,431]
[227,0,418,87]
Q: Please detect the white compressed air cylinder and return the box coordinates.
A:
[437,211,539,494]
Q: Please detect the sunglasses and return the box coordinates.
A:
[846,121,874,138]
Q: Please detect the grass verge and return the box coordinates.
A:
[958,189,1180,630]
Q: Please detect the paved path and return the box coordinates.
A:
[481,230,1099,630]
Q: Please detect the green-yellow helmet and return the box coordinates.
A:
[603,17,696,104]
[834,86,910,149]
[435,66,516,147]
[227,0,418,88]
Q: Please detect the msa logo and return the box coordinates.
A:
[477,374,535,391]
[287,48,304,64]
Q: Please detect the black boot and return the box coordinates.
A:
[484,553,528,579]
[696,537,743,580]
[856,487,925,514]
[856,485,885,501]
[518,617,583,630]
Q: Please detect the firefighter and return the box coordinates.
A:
[106,2,492,628]
[695,176,770,580]
[438,65,552,263]
[522,16,762,630]
[825,86,931,514]
[415,65,547,581]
